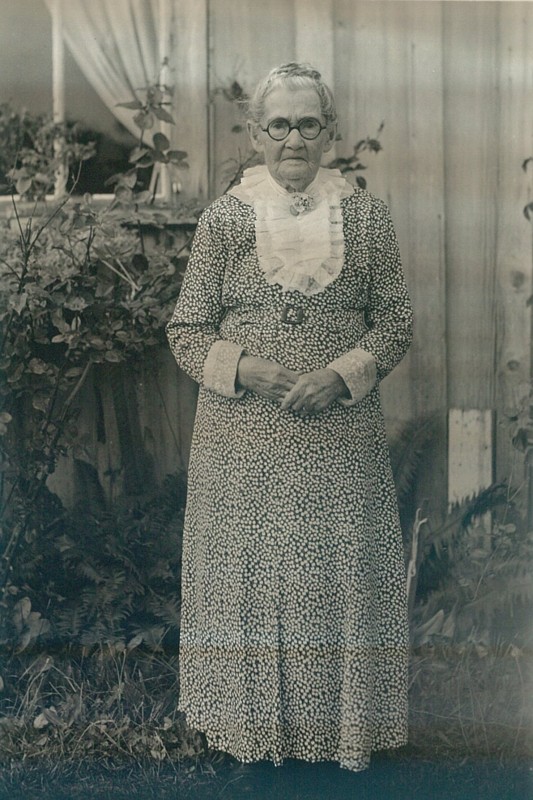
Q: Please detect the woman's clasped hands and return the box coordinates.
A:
[237,354,349,415]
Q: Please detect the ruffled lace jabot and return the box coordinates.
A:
[227,165,353,296]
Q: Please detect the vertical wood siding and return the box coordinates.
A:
[168,0,209,198]
[443,2,500,412]
[209,0,296,195]
[494,1,533,482]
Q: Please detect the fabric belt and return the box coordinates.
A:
[280,303,365,329]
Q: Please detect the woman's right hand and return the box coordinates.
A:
[237,355,300,403]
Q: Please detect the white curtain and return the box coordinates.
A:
[45,0,208,199]
[43,0,162,138]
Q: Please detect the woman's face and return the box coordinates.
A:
[247,86,335,192]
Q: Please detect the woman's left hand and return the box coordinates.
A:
[280,368,350,415]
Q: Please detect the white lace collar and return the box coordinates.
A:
[227,165,353,296]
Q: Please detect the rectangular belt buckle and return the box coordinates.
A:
[281,304,304,325]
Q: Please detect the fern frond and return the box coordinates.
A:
[460,483,509,527]
[78,562,105,584]
[389,414,438,505]
[146,595,181,628]
[55,607,84,637]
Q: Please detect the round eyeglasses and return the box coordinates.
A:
[260,117,327,141]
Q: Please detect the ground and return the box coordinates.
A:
[1,752,532,800]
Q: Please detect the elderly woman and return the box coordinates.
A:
[166,62,413,772]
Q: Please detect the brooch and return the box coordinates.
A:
[288,193,315,216]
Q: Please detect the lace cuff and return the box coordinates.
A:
[203,340,246,398]
[327,348,377,406]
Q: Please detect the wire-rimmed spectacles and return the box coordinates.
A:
[260,117,327,141]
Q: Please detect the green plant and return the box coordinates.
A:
[405,478,533,763]
[0,102,96,200]
[522,156,533,220]
[0,74,196,632]
[0,202,186,592]
[388,415,438,544]
[108,72,189,214]
[388,403,532,645]
[412,484,532,646]
[327,122,384,189]
[408,376,533,644]
[0,645,204,767]
[1,474,185,657]
[0,72,206,772]
[0,473,189,766]
[0,476,194,768]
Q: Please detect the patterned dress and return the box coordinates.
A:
[166,169,413,772]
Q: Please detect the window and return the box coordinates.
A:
[0,0,170,202]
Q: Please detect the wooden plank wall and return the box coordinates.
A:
[168,0,209,198]
[48,0,533,509]
[209,0,296,194]
[495,1,533,485]
[444,2,500,413]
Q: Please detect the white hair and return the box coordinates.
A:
[246,62,337,126]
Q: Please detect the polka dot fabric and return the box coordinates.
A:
[166,187,413,772]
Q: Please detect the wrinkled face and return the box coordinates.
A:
[247,86,335,192]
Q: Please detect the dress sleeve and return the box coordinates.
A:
[327,197,413,405]
[166,205,245,398]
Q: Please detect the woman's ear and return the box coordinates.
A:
[322,124,336,154]
[247,121,264,154]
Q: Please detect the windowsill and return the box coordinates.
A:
[0,193,203,226]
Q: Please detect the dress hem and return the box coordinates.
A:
[178,705,408,773]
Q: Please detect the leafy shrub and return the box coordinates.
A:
[412,483,533,647]
[391,409,533,760]
[0,74,204,770]
[407,481,533,761]
[0,199,189,594]
[0,102,96,199]
[0,473,191,766]
[1,473,185,657]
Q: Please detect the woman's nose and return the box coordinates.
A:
[285,128,305,147]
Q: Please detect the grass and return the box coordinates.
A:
[0,758,226,800]
[2,642,529,764]
[409,640,533,764]
[0,645,202,765]
[0,635,531,799]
